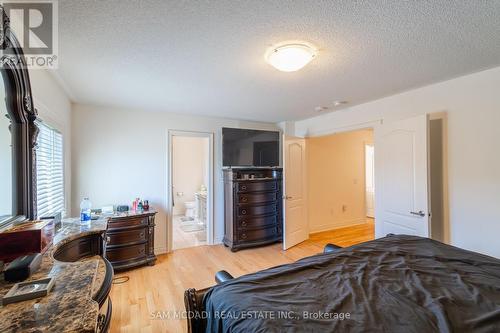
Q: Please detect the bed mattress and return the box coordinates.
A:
[203,235,500,332]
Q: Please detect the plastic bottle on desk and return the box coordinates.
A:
[80,197,92,224]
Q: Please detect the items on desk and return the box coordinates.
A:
[101,205,114,215]
[40,212,62,231]
[131,198,150,212]
[116,205,129,212]
[89,208,101,220]
[3,253,42,282]
[80,197,92,223]
[0,220,54,263]
[2,277,55,305]
[132,198,139,211]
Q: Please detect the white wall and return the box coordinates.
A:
[71,104,278,254]
[29,70,73,217]
[294,66,500,258]
[172,136,209,215]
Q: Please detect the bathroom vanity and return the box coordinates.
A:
[195,193,207,225]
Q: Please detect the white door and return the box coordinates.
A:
[375,115,430,238]
[283,136,308,250]
[365,144,375,218]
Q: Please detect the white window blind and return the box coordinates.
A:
[36,121,65,218]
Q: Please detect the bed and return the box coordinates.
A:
[184,235,500,332]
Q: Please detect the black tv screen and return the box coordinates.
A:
[222,128,280,167]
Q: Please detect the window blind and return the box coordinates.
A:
[36,121,65,218]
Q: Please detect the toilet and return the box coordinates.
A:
[184,201,196,218]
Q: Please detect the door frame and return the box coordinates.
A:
[167,130,214,252]
[364,142,375,219]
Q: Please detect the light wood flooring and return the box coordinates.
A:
[109,220,374,333]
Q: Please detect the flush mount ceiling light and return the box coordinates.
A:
[265,42,317,72]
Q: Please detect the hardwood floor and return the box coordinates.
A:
[109,220,374,332]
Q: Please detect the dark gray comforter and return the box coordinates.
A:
[203,235,500,332]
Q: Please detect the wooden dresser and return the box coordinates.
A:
[223,168,283,251]
[105,210,157,270]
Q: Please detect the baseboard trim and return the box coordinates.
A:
[309,218,368,234]
[155,246,167,255]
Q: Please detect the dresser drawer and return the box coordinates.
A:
[237,181,277,193]
[106,228,147,246]
[238,226,277,242]
[238,203,277,217]
[107,216,148,230]
[238,214,278,230]
[238,192,277,204]
[105,243,147,263]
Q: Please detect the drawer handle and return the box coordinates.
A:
[140,232,145,238]
[241,221,247,227]
[241,233,247,239]
[241,185,247,190]
[241,197,247,202]
[140,248,145,254]
[106,236,111,243]
[241,209,247,215]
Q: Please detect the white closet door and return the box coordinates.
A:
[375,115,430,238]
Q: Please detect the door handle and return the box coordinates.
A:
[284,196,293,200]
[410,211,426,217]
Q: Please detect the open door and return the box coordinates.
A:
[375,115,430,238]
[283,136,308,250]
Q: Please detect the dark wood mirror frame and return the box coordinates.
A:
[0,5,38,227]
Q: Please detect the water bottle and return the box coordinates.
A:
[80,197,92,223]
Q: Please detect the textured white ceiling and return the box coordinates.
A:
[57,0,500,122]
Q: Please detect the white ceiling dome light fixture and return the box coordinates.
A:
[265,42,318,72]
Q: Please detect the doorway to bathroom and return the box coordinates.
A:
[168,131,213,251]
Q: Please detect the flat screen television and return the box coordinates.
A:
[222,128,280,167]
